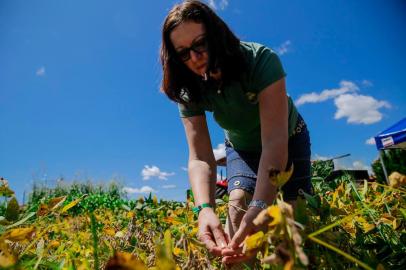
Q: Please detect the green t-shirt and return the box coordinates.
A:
[178,41,299,152]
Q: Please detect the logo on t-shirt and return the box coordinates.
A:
[246,92,258,104]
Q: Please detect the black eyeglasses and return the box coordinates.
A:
[176,36,208,62]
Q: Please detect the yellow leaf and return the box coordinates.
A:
[342,221,356,237]
[392,219,398,230]
[156,260,177,270]
[268,205,282,227]
[48,240,60,249]
[0,252,16,268]
[127,211,135,219]
[0,184,15,197]
[104,228,115,236]
[48,196,67,210]
[0,239,16,267]
[37,203,49,216]
[355,216,375,233]
[164,230,173,259]
[283,259,294,270]
[331,190,338,207]
[269,164,294,187]
[189,227,198,237]
[363,223,375,233]
[105,251,147,270]
[337,183,345,194]
[4,227,35,242]
[77,262,90,270]
[355,216,367,223]
[173,247,185,257]
[163,217,183,226]
[253,209,271,227]
[60,198,81,213]
[153,231,177,270]
[379,217,393,226]
[153,195,158,206]
[174,208,184,216]
[243,231,265,253]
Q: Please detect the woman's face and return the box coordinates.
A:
[170,21,208,77]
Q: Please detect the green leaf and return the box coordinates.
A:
[0,185,15,197]
[5,212,36,229]
[5,197,19,222]
[135,202,144,210]
[400,208,406,220]
[301,190,319,209]
[295,196,308,225]
[361,180,368,198]
[121,204,131,211]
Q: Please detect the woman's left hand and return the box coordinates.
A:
[221,206,264,264]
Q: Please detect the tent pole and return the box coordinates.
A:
[379,150,389,185]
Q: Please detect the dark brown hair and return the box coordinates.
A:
[160,0,246,104]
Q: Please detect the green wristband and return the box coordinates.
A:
[192,203,213,214]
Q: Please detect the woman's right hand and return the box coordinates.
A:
[198,207,229,256]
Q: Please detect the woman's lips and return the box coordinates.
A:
[197,63,207,71]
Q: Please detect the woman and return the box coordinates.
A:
[160,0,312,265]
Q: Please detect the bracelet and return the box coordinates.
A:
[192,203,213,215]
[248,199,268,210]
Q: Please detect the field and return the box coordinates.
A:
[0,162,405,269]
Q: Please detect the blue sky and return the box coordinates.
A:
[1,0,405,203]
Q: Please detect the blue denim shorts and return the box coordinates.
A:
[225,114,313,201]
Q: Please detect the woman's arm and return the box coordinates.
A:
[181,115,228,255]
[182,115,217,207]
[223,78,289,262]
[254,77,288,204]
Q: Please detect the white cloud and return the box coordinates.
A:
[181,167,188,172]
[352,161,370,171]
[334,94,391,124]
[365,137,376,145]
[361,80,373,87]
[162,184,176,189]
[295,80,359,106]
[207,0,229,10]
[213,143,226,161]
[295,80,390,125]
[334,159,372,173]
[36,66,45,76]
[141,165,175,180]
[313,154,330,161]
[314,154,371,174]
[275,40,291,56]
[334,160,371,173]
[122,185,156,194]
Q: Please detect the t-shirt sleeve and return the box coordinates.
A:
[249,45,286,94]
[178,102,205,118]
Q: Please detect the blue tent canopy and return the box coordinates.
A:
[374,117,406,150]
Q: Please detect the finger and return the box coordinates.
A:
[225,232,231,244]
[200,233,223,256]
[229,225,249,249]
[221,246,243,256]
[222,253,255,264]
[212,226,227,248]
